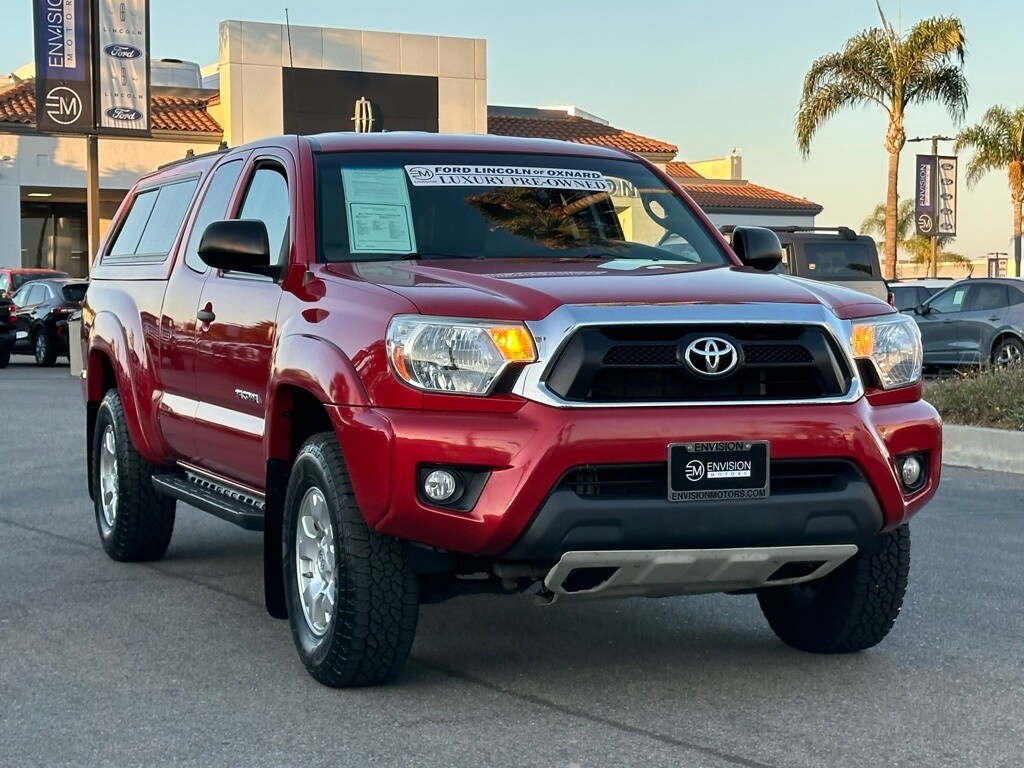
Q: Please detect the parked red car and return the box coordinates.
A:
[80,132,941,687]
[0,268,68,298]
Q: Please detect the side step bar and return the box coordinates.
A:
[152,473,265,531]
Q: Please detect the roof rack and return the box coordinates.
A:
[157,141,229,171]
[719,225,859,240]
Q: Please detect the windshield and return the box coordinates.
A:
[315,151,729,265]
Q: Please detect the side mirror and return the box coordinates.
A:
[731,226,784,272]
[198,220,279,277]
[914,304,929,316]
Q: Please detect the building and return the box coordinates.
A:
[487,106,822,229]
[0,20,818,277]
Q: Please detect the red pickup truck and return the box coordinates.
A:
[80,132,941,687]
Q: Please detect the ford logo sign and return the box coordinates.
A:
[104,44,143,59]
[106,107,143,122]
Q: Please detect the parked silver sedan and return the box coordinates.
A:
[912,278,1024,367]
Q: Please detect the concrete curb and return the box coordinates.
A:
[942,424,1024,475]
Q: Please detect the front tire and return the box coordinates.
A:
[757,525,910,653]
[283,433,419,687]
[92,390,176,561]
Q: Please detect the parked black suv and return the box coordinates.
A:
[723,226,888,302]
[10,278,88,366]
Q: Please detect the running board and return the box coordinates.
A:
[152,473,265,531]
[538,545,858,604]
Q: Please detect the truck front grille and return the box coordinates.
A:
[543,324,850,404]
[562,460,860,500]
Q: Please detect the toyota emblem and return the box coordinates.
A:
[682,336,740,378]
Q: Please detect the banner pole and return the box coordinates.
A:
[930,135,939,279]
[86,133,100,268]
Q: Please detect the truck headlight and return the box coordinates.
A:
[386,316,537,395]
[850,314,922,389]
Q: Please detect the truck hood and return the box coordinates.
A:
[319,258,892,321]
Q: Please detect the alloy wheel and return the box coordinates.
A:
[295,487,337,637]
[995,342,1023,367]
[98,425,119,534]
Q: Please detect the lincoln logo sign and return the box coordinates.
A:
[682,337,739,378]
[106,106,143,122]
[103,44,142,59]
[352,96,375,133]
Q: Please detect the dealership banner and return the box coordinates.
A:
[33,0,95,133]
[935,156,958,236]
[914,155,937,237]
[96,0,151,135]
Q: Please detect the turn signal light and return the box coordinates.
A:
[485,326,537,362]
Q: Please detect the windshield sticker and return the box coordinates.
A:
[405,165,613,192]
[341,168,417,254]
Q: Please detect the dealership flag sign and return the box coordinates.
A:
[96,0,151,134]
[33,0,94,133]
[33,0,150,136]
[915,154,958,238]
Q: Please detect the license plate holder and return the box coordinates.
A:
[668,441,770,502]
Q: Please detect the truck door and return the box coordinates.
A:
[158,157,247,461]
[192,154,292,490]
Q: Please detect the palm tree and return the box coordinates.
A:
[796,3,968,279]
[861,199,914,255]
[954,105,1024,277]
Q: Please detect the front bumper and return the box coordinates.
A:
[328,396,941,558]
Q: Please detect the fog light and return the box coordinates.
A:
[423,469,458,503]
[899,455,924,490]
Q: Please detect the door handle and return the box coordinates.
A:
[988,315,1001,321]
[197,308,216,323]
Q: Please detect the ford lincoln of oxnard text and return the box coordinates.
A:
[79,133,941,687]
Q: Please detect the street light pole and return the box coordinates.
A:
[908,134,955,278]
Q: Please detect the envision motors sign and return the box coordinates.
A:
[32,0,151,136]
[915,154,958,237]
[33,0,94,133]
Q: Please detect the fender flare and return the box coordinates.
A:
[265,332,368,458]
[86,311,165,464]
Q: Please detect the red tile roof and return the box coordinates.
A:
[488,114,677,156]
[0,80,222,134]
[664,160,701,178]
[682,181,822,214]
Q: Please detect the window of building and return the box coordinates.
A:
[183,160,244,273]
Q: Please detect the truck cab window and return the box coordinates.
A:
[239,166,290,266]
[184,160,245,273]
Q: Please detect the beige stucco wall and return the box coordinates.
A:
[215,21,487,146]
[0,132,221,269]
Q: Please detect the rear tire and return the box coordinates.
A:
[92,389,176,561]
[34,327,57,366]
[0,349,9,368]
[283,432,419,687]
[992,337,1024,367]
[757,524,910,653]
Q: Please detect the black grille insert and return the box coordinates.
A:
[562,460,860,500]
[545,324,850,403]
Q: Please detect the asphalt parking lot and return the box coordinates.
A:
[1,357,1022,768]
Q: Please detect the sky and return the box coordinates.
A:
[3,0,1021,260]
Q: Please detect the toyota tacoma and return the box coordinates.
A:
[79,132,941,687]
